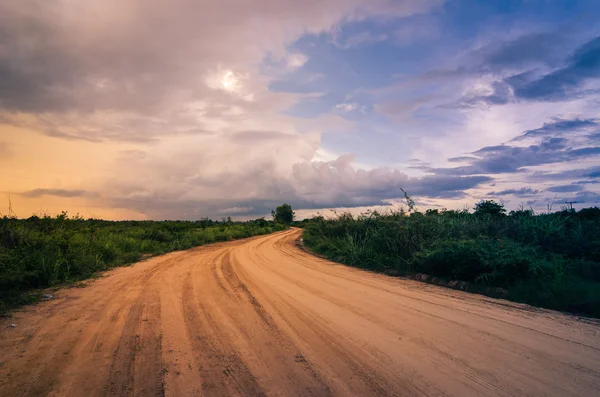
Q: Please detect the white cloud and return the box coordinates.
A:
[205,67,254,101]
[335,102,359,112]
[286,52,309,69]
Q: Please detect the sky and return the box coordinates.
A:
[1,0,600,220]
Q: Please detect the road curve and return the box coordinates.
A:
[1,229,599,396]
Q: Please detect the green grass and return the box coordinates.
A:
[0,213,286,313]
[303,206,600,318]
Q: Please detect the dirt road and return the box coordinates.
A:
[1,229,599,396]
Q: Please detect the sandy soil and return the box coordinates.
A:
[1,228,599,396]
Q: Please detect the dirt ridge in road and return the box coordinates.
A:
[1,229,599,396]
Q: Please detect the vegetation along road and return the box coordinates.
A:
[1,229,599,396]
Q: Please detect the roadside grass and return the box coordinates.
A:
[0,213,286,313]
[303,206,600,318]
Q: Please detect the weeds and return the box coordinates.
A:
[303,204,600,318]
[0,214,286,311]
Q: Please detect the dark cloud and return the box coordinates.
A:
[585,168,600,178]
[290,155,491,207]
[472,144,511,154]
[587,131,600,143]
[574,179,600,185]
[109,196,298,220]
[20,189,96,198]
[0,1,217,115]
[527,166,600,181]
[487,187,539,197]
[429,33,600,109]
[431,137,599,176]
[513,118,597,141]
[507,36,600,101]
[546,184,583,193]
[447,156,478,163]
[424,31,570,82]
[410,175,492,198]
[572,190,600,203]
[547,190,600,205]
[419,115,600,210]
[103,114,595,218]
[524,191,600,209]
[476,31,567,70]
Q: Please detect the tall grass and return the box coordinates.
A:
[303,206,600,318]
[0,213,286,312]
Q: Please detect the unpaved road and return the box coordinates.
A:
[1,229,600,396]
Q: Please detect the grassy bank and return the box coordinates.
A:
[303,205,600,318]
[0,213,286,312]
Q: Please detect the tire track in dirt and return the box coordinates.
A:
[181,250,267,397]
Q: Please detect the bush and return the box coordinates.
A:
[302,206,600,317]
[0,215,286,311]
[473,200,507,217]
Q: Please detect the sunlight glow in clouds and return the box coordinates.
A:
[220,71,238,91]
[205,67,254,101]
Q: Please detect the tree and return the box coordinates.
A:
[272,203,295,224]
[254,217,268,227]
[473,200,506,216]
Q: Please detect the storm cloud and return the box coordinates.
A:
[429,138,600,176]
[508,36,600,101]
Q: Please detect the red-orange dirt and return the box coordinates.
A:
[1,229,599,396]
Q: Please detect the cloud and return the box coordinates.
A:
[487,187,540,197]
[97,151,492,219]
[546,184,583,193]
[430,137,600,176]
[572,190,600,203]
[471,31,568,70]
[424,32,600,111]
[423,31,570,82]
[447,156,477,163]
[449,81,513,109]
[513,117,598,140]
[585,168,600,178]
[20,189,96,198]
[507,36,600,101]
[527,166,600,181]
[3,1,599,218]
[291,154,491,206]
[335,102,360,112]
[286,53,309,70]
[0,0,438,116]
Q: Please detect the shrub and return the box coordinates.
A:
[302,206,600,317]
[0,215,285,311]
